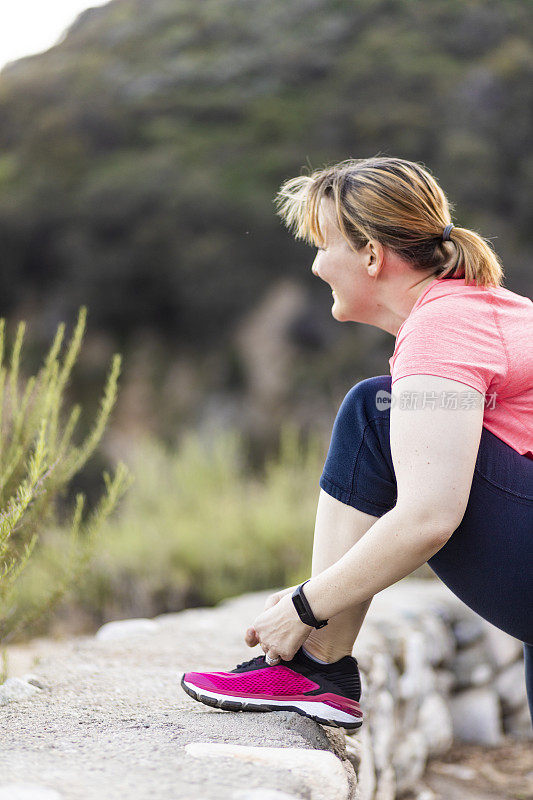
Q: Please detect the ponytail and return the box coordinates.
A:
[275,157,505,288]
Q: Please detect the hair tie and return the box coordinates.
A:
[442,223,454,242]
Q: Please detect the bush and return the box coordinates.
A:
[0,307,133,660]
[28,423,326,629]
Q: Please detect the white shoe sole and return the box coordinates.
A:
[181,677,363,729]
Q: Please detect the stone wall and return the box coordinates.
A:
[335,579,531,799]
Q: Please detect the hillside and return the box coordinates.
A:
[0,0,531,441]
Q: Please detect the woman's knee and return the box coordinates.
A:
[320,375,397,514]
[339,375,393,421]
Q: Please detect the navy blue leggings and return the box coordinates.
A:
[319,375,533,726]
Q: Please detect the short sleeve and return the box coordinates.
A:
[390,297,506,395]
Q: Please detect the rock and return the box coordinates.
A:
[0,786,62,800]
[433,669,454,695]
[449,686,502,745]
[503,701,533,740]
[392,729,428,795]
[398,631,435,699]
[414,785,437,800]
[471,663,493,685]
[21,674,46,690]
[417,613,456,667]
[434,763,476,780]
[449,640,493,689]
[184,743,351,800]
[495,660,528,712]
[344,733,363,765]
[233,791,300,800]
[479,620,524,668]
[374,764,396,800]
[417,692,454,756]
[370,651,396,692]
[0,677,41,706]
[368,690,395,773]
[349,726,375,800]
[354,624,388,674]
[94,618,160,641]
[452,619,484,648]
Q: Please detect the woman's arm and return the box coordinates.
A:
[303,374,485,620]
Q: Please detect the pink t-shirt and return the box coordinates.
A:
[389,277,533,459]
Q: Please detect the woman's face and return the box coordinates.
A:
[311,199,380,323]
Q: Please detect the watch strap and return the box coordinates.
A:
[292,580,329,629]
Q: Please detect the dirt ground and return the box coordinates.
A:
[421,739,533,800]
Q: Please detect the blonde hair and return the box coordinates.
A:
[275,156,504,287]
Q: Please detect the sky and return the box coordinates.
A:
[0,0,110,72]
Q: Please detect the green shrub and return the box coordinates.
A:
[28,423,326,628]
[0,307,133,657]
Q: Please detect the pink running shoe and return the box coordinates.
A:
[180,645,363,729]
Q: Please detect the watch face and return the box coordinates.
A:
[292,594,312,624]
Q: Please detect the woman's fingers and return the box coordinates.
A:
[263,593,283,611]
[245,626,259,646]
[246,585,300,648]
[263,585,298,611]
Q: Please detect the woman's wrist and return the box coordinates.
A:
[299,576,332,623]
[292,581,328,628]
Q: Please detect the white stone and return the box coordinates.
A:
[471,663,493,685]
[370,651,395,691]
[0,678,41,706]
[453,619,484,647]
[435,763,476,780]
[370,579,468,625]
[184,743,351,800]
[480,620,524,668]
[495,660,528,711]
[449,686,502,745]
[449,640,493,689]
[351,726,375,800]
[433,669,454,695]
[94,618,160,641]
[415,786,437,800]
[417,692,454,756]
[354,625,388,673]
[374,764,396,800]
[398,631,435,699]
[233,791,299,800]
[392,729,428,794]
[418,613,456,666]
[0,785,62,800]
[369,690,395,772]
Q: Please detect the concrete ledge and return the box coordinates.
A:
[0,578,530,799]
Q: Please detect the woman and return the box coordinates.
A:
[181,156,533,731]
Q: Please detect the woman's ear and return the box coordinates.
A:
[367,240,383,277]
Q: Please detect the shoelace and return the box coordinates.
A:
[233,654,270,670]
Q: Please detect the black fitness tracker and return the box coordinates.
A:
[291,580,329,629]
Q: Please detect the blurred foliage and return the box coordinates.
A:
[0,308,133,655]
[10,423,326,640]
[0,0,531,456]
[0,0,531,350]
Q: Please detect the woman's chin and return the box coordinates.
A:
[331,302,347,321]
[331,293,349,321]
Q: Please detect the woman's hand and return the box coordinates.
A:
[244,590,312,662]
[244,585,298,647]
